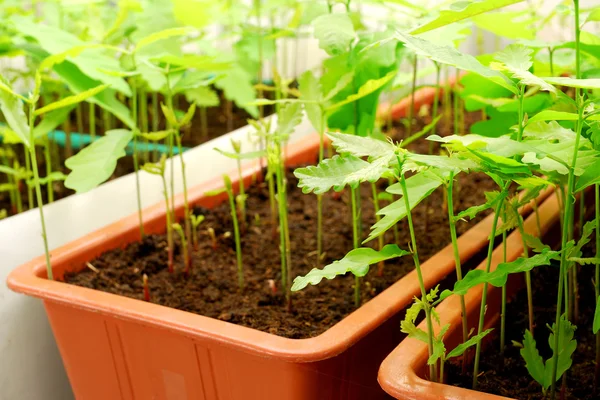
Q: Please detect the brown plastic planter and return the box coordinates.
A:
[378,193,562,400]
[7,89,547,400]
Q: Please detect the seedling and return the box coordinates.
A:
[142,274,150,302]
[190,213,205,252]
[173,222,190,277]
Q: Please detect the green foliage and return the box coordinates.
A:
[0,78,30,148]
[447,328,494,359]
[291,245,409,291]
[35,85,110,116]
[594,297,600,335]
[411,0,525,35]
[312,13,355,56]
[520,315,577,391]
[215,66,258,118]
[64,129,133,193]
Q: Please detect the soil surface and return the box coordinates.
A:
[65,156,497,338]
[448,245,598,399]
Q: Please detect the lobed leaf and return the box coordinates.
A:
[0,78,30,148]
[327,71,397,112]
[291,245,409,291]
[34,84,110,116]
[327,131,395,159]
[447,328,494,359]
[520,330,547,389]
[65,129,133,193]
[312,13,355,56]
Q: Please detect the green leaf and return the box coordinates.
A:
[135,27,194,52]
[298,70,324,133]
[327,131,395,158]
[327,71,396,112]
[493,44,556,93]
[291,245,409,291]
[215,66,258,118]
[33,105,76,140]
[527,110,579,125]
[160,103,178,127]
[520,330,547,389]
[179,103,197,126]
[277,102,303,138]
[0,78,30,148]
[447,328,494,359]
[472,10,535,40]
[585,9,600,24]
[394,31,516,94]
[26,171,66,187]
[366,171,443,242]
[410,0,525,35]
[138,130,173,141]
[594,297,600,335]
[541,77,600,89]
[294,154,394,195]
[312,13,355,56]
[184,86,219,108]
[545,315,577,386]
[64,129,133,193]
[214,148,265,160]
[35,85,109,116]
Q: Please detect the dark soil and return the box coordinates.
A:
[65,154,497,338]
[448,246,599,399]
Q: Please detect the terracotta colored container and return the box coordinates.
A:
[7,88,546,400]
[378,193,562,400]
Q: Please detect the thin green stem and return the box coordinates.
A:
[398,162,437,382]
[237,158,246,225]
[161,171,174,273]
[447,173,469,372]
[44,138,53,203]
[24,144,33,209]
[500,208,508,359]
[176,134,191,275]
[317,109,326,268]
[225,176,244,290]
[351,186,360,308]
[28,101,52,280]
[407,54,417,137]
[515,209,534,333]
[372,182,384,276]
[89,103,96,141]
[131,77,145,239]
[550,2,581,395]
[429,63,441,155]
[473,186,507,389]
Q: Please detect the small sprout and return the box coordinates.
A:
[190,213,205,251]
[207,227,217,250]
[223,231,232,239]
[173,223,191,277]
[224,174,244,290]
[86,262,99,274]
[142,274,150,302]
[254,213,261,226]
[268,279,277,294]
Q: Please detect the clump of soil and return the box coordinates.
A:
[448,250,598,399]
[65,166,497,339]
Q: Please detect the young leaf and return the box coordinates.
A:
[520,330,547,389]
[294,154,393,195]
[161,103,179,127]
[135,27,194,52]
[179,103,197,126]
[394,31,516,94]
[312,13,355,56]
[64,129,133,193]
[184,86,220,108]
[0,78,30,148]
[291,245,409,291]
[366,171,443,242]
[138,130,173,141]
[410,0,525,35]
[34,85,110,116]
[298,70,324,133]
[492,45,556,93]
[215,66,258,118]
[327,71,397,112]
[214,148,266,160]
[33,105,77,139]
[327,132,395,159]
[447,328,494,359]
[541,77,600,90]
[545,315,577,386]
[277,103,303,138]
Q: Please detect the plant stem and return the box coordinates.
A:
[152,91,159,161]
[372,182,385,276]
[398,161,437,382]
[550,2,581,396]
[131,77,145,239]
[595,183,600,388]
[473,186,507,389]
[200,106,208,138]
[28,101,52,280]
[515,208,535,333]
[429,63,441,155]
[446,172,469,373]
[103,108,111,132]
[500,208,508,360]
[161,171,173,273]
[24,144,33,209]
[76,103,84,135]
[317,109,326,267]
[351,186,360,308]
[225,175,244,289]
[176,134,192,275]
[139,86,149,163]
[44,138,54,203]
[89,103,96,141]
[407,54,417,137]
[453,70,460,136]
[275,148,292,307]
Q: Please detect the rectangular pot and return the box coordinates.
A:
[7,88,549,400]
[377,193,562,400]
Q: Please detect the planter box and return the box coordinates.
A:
[377,193,562,400]
[7,88,549,400]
